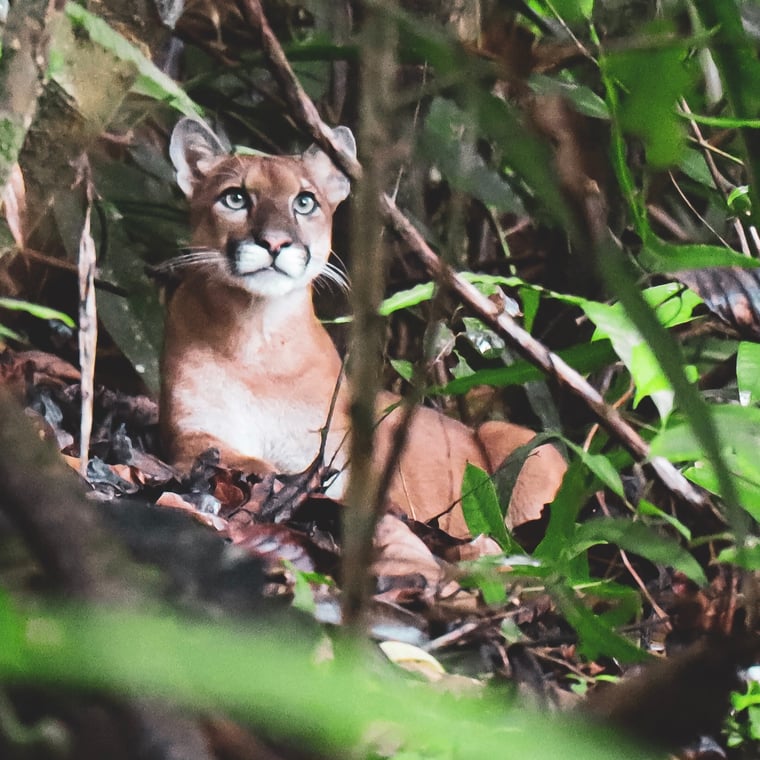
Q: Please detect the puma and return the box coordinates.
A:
[160,117,565,538]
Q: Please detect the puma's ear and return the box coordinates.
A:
[170,118,230,198]
[302,126,357,207]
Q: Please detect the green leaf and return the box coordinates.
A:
[717,539,760,570]
[737,342,760,405]
[533,460,594,575]
[379,282,435,315]
[582,283,702,418]
[0,601,661,759]
[640,239,760,272]
[390,359,414,382]
[0,325,23,342]
[683,462,760,522]
[550,0,595,23]
[520,285,540,333]
[652,404,760,521]
[573,518,707,586]
[637,500,691,541]
[461,317,504,359]
[439,340,616,395]
[461,463,517,551]
[676,111,760,129]
[549,581,649,662]
[564,443,625,497]
[605,25,692,168]
[727,185,752,216]
[0,297,75,327]
[528,74,609,120]
[64,3,202,117]
[651,404,760,461]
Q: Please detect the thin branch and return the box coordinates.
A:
[76,156,97,479]
[380,193,704,505]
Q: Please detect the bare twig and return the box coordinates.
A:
[680,98,753,255]
[76,157,97,480]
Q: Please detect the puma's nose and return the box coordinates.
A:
[257,231,292,254]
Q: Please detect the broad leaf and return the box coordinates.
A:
[461,463,517,551]
[737,342,760,405]
[583,283,702,418]
[422,98,524,213]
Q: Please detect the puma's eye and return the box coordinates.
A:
[219,188,249,211]
[293,191,317,216]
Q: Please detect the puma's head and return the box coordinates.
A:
[169,117,356,298]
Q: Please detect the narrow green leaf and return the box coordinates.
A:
[528,74,609,120]
[564,442,625,497]
[0,325,23,341]
[676,111,760,129]
[573,518,707,586]
[637,500,691,541]
[460,463,515,551]
[379,283,435,315]
[0,297,75,327]
[550,581,649,662]
[640,240,759,272]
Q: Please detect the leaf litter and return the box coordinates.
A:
[0,343,755,758]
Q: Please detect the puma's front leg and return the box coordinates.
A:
[166,430,276,477]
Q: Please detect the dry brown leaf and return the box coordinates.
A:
[372,515,446,597]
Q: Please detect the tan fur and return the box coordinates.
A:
[161,119,566,538]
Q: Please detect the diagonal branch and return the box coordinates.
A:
[237,1,705,509]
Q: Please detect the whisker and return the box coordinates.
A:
[152,249,225,272]
[317,260,350,293]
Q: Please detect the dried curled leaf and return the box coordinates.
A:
[676,267,760,339]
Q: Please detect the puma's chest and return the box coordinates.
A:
[169,353,346,473]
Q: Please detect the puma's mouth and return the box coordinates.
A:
[227,239,313,294]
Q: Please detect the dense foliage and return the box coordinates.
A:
[2,0,760,758]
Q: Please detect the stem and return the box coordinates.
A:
[340,1,397,633]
